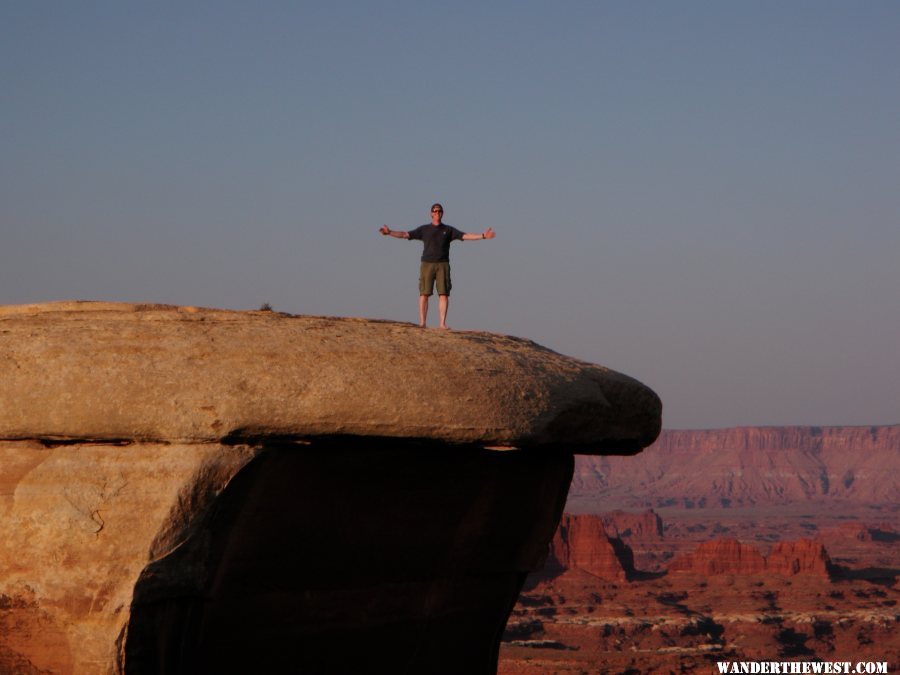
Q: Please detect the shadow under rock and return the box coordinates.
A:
[122,441,574,675]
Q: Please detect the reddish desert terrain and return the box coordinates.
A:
[499,427,899,674]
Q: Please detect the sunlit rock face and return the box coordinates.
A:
[0,302,662,674]
[668,539,768,575]
[545,514,633,582]
[766,540,832,577]
[0,301,661,452]
[668,538,832,578]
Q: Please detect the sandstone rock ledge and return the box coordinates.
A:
[0,302,661,675]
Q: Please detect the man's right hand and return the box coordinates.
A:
[379,225,390,235]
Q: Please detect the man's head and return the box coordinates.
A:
[430,203,443,225]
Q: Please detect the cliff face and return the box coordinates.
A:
[668,538,831,578]
[667,539,766,575]
[571,426,900,509]
[766,540,832,577]
[600,509,663,541]
[648,427,899,454]
[546,514,632,581]
[0,302,662,675]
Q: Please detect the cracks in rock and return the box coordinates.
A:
[36,438,135,448]
[63,476,128,538]
[91,509,105,537]
[5,433,645,457]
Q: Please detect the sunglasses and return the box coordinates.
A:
[431,209,443,213]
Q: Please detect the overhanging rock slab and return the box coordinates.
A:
[0,301,662,674]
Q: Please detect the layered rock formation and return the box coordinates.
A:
[0,301,662,675]
[766,540,832,577]
[569,426,900,510]
[600,509,663,541]
[668,538,831,578]
[546,514,633,581]
[0,302,660,451]
[667,539,766,575]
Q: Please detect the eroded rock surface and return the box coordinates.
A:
[545,514,633,582]
[570,426,900,511]
[668,538,832,578]
[766,540,832,577]
[667,539,767,576]
[600,509,664,541]
[0,302,662,674]
[0,301,660,452]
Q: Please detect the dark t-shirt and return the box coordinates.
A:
[408,224,465,262]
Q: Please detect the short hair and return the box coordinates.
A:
[431,203,444,212]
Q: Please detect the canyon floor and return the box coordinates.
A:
[498,506,899,674]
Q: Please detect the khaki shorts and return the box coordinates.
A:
[419,262,452,296]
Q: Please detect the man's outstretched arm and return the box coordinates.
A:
[462,227,496,241]
[379,225,410,239]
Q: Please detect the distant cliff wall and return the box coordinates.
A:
[668,538,831,578]
[571,426,900,509]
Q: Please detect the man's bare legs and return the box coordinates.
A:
[418,295,428,328]
[438,295,449,329]
[418,294,450,328]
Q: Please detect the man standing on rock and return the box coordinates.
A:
[380,203,495,329]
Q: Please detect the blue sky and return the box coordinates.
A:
[2,1,898,428]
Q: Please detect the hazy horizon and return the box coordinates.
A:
[3,2,898,429]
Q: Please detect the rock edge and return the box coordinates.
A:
[0,301,662,454]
